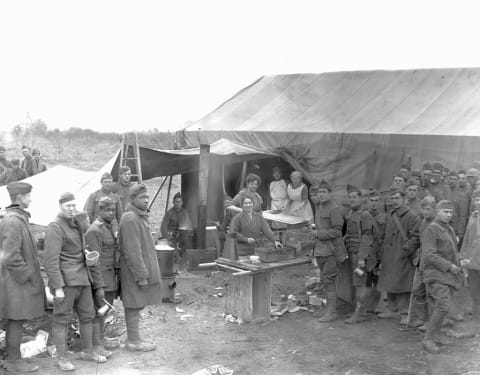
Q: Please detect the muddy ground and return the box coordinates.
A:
[5,263,479,375]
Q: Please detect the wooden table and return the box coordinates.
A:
[208,257,311,323]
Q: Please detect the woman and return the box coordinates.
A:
[286,170,313,223]
[229,194,281,257]
[269,167,289,212]
[227,173,264,216]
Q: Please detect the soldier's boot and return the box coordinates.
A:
[52,323,75,371]
[366,288,381,314]
[4,319,38,372]
[92,317,113,358]
[345,287,369,324]
[125,307,156,352]
[318,290,338,323]
[79,321,107,363]
[422,311,444,354]
[407,300,427,328]
[469,299,480,335]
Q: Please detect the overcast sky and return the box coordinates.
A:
[1,0,479,133]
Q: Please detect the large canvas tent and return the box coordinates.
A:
[177,68,480,191]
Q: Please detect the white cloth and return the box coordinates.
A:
[287,183,313,223]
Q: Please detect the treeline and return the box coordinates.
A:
[4,119,177,171]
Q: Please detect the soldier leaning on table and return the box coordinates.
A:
[0,182,46,373]
[309,180,348,323]
[44,192,107,371]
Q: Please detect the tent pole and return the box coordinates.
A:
[239,161,248,189]
[148,176,168,211]
[198,144,210,249]
[164,175,173,216]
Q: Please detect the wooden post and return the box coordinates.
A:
[148,176,168,211]
[164,175,173,217]
[198,144,210,249]
[239,161,248,190]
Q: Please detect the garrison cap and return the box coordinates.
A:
[422,162,433,171]
[367,188,380,198]
[7,182,32,199]
[98,196,115,209]
[436,200,454,210]
[466,168,479,177]
[59,192,75,204]
[317,179,332,192]
[346,184,361,195]
[100,172,113,182]
[432,162,443,172]
[389,187,405,196]
[420,196,437,208]
[309,185,320,194]
[129,183,147,199]
[406,179,419,187]
[411,169,421,177]
[400,164,411,171]
[119,166,131,174]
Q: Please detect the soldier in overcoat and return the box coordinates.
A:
[0,182,46,373]
[421,200,462,353]
[309,180,348,323]
[378,188,420,324]
[118,183,162,351]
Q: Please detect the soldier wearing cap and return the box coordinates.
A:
[20,145,34,177]
[380,173,406,213]
[85,196,121,357]
[398,164,411,180]
[410,170,422,187]
[112,166,133,210]
[343,184,378,324]
[445,171,470,246]
[466,168,479,190]
[0,182,46,373]
[118,183,162,351]
[84,172,122,229]
[421,200,462,353]
[31,148,47,175]
[460,190,480,337]
[0,145,12,176]
[44,192,107,370]
[405,179,422,218]
[309,180,347,322]
[378,187,420,324]
[430,162,450,201]
[0,158,28,185]
[407,196,437,329]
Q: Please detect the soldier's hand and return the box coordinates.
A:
[95,288,105,305]
[54,288,65,303]
[247,238,256,244]
[450,264,461,274]
[358,259,365,269]
[137,279,148,289]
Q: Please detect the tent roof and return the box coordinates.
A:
[185,68,480,136]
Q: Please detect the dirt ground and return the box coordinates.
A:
[5,263,478,375]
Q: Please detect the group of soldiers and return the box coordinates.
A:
[311,161,480,354]
[0,145,47,186]
[0,165,163,373]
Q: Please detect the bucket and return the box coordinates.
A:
[155,244,175,277]
[84,249,100,267]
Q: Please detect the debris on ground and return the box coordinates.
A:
[20,330,48,358]
[223,314,244,325]
[192,364,234,375]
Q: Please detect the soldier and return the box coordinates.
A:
[466,168,479,190]
[419,162,434,200]
[111,166,133,210]
[0,158,28,185]
[407,196,436,329]
[118,184,162,351]
[31,149,47,175]
[398,164,411,180]
[458,169,473,223]
[421,200,462,354]
[44,192,107,371]
[460,190,480,336]
[430,162,450,201]
[309,180,348,323]
[410,169,422,187]
[84,172,122,228]
[0,145,12,176]
[381,174,406,212]
[0,182,46,373]
[405,179,422,218]
[85,196,121,358]
[446,171,470,246]
[20,145,34,177]
[343,185,377,324]
[378,188,420,324]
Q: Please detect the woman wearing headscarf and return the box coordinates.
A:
[286,170,313,223]
[229,194,281,257]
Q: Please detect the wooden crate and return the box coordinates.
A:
[185,248,217,270]
[255,246,296,262]
[282,229,315,256]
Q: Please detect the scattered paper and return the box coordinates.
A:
[176,307,185,313]
[21,330,49,358]
[192,364,234,375]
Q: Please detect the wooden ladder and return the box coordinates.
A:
[119,133,143,183]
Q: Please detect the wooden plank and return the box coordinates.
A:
[216,256,311,273]
[251,270,272,320]
[225,273,253,322]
